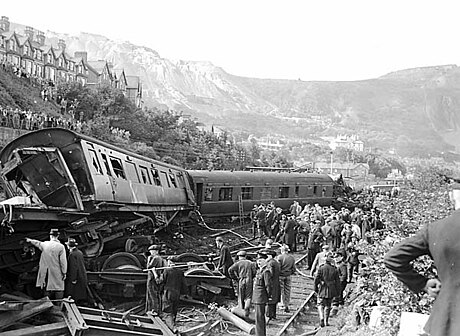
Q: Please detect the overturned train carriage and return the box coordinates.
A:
[187,170,335,218]
[0,128,196,276]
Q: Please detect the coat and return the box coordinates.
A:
[33,239,67,291]
[217,244,234,277]
[384,210,460,336]
[266,258,281,304]
[283,218,297,246]
[314,262,340,299]
[252,265,272,304]
[65,248,88,302]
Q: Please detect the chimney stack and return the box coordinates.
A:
[25,26,34,40]
[36,31,45,46]
[74,51,88,62]
[58,39,66,50]
[0,16,10,33]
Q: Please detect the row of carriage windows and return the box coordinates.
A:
[87,148,181,189]
[205,185,327,202]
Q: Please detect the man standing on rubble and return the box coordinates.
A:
[228,250,257,316]
[26,229,67,301]
[152,256,187,333]
[215,236,234,278]
[65,238,88,305]
[146,244,167,314]
[264,249,280,322]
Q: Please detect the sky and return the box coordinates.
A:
[2,0,460,81]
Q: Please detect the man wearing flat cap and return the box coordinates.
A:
[253,251,272,336]
[146,244,167,314]
[26,229,67,301]
[65,238,88,305]
[384,181,460,336]
[228,250,257,316]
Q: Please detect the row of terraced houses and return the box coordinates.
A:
[0,16,143,107]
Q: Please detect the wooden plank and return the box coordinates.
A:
[0,322,68,336]
[0,298,54,331]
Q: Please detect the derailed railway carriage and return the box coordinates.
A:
[188,170,335,218]
[0,128,196,275]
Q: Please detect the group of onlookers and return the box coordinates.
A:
[244,193,386,331]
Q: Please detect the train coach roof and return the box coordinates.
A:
[187,170,334,185]
[0,128,186,172]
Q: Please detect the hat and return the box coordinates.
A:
[65,238,78,247]
[263,249,277,257]
[215,237,224,242]
[49,229,60,236]
[257,251,268,259]
[148,244,161,251]
[322,245,330,250]
[237,250,247,257]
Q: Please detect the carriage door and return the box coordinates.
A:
[195,183,203,207]
[83,144,114,202]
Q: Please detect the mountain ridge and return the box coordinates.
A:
[9,21,460,157]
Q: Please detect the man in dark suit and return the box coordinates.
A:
[384,183,460,336]
[215,236,234,278]
[252,251,272,336]
[264,249,280,322]
[314,255,340,327]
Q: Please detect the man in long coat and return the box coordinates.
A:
[26,229,67,300]
[314,255,340,327]
[215,236,234,278]
[282,214,297,252]
[384,182,460,336]
[252,251,272,336]
[228,250,257,316]
[264,249,280,321]
[65,238,88,305]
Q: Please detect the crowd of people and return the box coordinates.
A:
[25,189,390,335]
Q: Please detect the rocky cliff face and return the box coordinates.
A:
[44,31,460,156]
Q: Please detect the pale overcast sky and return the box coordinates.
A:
[2,0,459,81]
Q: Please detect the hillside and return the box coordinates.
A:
[8,21,460,157]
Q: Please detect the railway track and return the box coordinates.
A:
[266,250,319,336]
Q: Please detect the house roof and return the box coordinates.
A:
[87,60,108,73]
[314,162,369,170]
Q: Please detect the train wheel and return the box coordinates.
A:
[175,253,204,263]
[101,252,142,271]
[83,233,104,258]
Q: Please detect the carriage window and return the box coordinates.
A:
[306,185,313,196]
[279,187,289,198]
[125,161,139,182]
[295,186,300,197]
[176,173,185,188]
[219,187,233,201]
[205,187,213,201]
[260,187,271,200]
[313,186,318,195]
[160,171,170,187]
[151,168,161,186]
[241,187,253,200]
[100,153,112,176]
[169,172,178,188]
[322,186,327,197]
[88,149,102,175]
[110,156,126,179]
[139,166,151,184]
